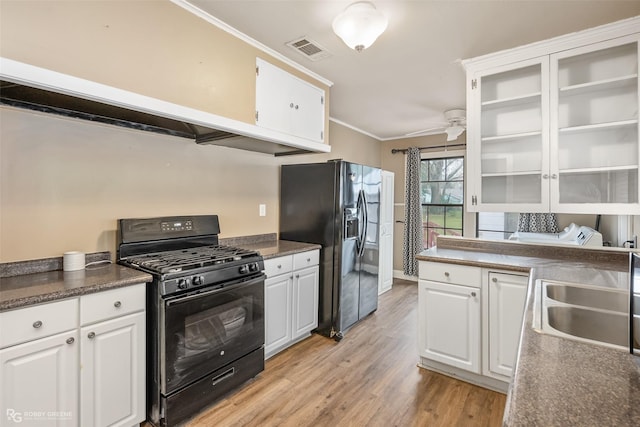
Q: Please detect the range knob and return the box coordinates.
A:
[249,263,258,272]
[239,265,248,274]
[192,275,204,286]
[177,278,189,290]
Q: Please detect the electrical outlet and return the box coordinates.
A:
[259,204,266,217]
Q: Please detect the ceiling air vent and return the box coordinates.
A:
[286,37,331,62]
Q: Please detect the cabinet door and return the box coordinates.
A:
[288,77,325,142]
[0,331,78,427]
[418,280,480,373]
[255,58,325,143]
[550,35,640,214]
[80,312,145,427]
[292,266,319,340]
[256,58,291,136]
[486,272,528,379]
[468,56,550,212]
[265,274,293,356]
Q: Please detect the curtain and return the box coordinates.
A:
[403,147,423,276]
[517,213,560,233]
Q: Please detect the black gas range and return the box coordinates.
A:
[117,215,265,427]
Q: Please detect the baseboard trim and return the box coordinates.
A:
[418,357,508,394]
[393,270,418,282]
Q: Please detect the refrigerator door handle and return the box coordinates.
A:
[357,189,368,257]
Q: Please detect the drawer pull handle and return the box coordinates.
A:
[114,301,122,308]
[33,320,43,329]
[492,277,498,283]
[88,332,96,339]
[471,292,477,297]
[296,274,300,278]
[66,337,75,345]
[307,258,311,262]
[277,265,282,269]
[444,272,450,277]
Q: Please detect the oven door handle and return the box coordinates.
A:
[165,273,265,307]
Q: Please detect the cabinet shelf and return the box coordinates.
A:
[481,171,541,178]
[481,92,541,108]
[559,165,639,174]
[559,119,638,134]
[481,131,542,142]
[559,74,638,96]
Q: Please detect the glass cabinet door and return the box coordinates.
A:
[471,56,549,212]
[550,36,639,213]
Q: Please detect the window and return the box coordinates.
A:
[477,212,519,240]
[420,156,464,248]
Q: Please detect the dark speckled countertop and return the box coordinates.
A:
[0,239,319,312]
[0,263,152,311]
[417,236,640,426]
[236,240,321,259]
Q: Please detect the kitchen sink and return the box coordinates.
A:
[546,305,628,347]
[533,280,630,350]
[545,283,628,312]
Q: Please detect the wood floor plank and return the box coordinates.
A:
[146,280,506,427]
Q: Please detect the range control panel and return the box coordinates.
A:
[161,220,193,232]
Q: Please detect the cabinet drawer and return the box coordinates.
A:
[264,255,293,277]
[80,284,146,325]
[0,298,78,349]
[419,261,481,288]
[293,250,320,270]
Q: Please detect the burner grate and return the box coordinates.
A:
[125,245,259,274]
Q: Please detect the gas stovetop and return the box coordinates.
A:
[122,245,261,275]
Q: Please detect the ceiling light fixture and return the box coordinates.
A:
[332,1,388,53]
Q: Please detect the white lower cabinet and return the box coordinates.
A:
[418,280,480,373]
[80,312,145,427]
[265,250,319,358]
[418,260,529,392]
[0,283,146,427]
[0,330,79,427]
[0,298,79,427]
[265,274,293,353]
[79,284,145,427]
[483,271,529,380]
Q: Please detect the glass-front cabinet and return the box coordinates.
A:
[471,57,549,212]
[465,19,640,214]
[551,36,639,212]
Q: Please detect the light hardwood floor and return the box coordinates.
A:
[175,280,506,426]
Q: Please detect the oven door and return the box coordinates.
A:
[161,273,265,395]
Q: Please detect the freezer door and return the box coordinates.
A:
[338,162,363,332]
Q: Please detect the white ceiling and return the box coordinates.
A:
[184,0,640,141]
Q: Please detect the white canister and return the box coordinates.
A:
[63,251,86,271]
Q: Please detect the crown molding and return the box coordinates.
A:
[172,0,333,87]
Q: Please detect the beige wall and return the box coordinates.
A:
[0,109,380,262]
[0,0,379,262]
[0,0,330,140]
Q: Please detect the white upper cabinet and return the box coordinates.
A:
[255,58,325,143]
[470,57,550,212]
[465,18,640,214]
[551,36,639,212]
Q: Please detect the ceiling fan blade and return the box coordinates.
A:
[405,125,447,137]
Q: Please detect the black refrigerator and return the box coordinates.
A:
[280,160,381,341]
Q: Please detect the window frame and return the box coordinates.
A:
[420,151,466,248]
